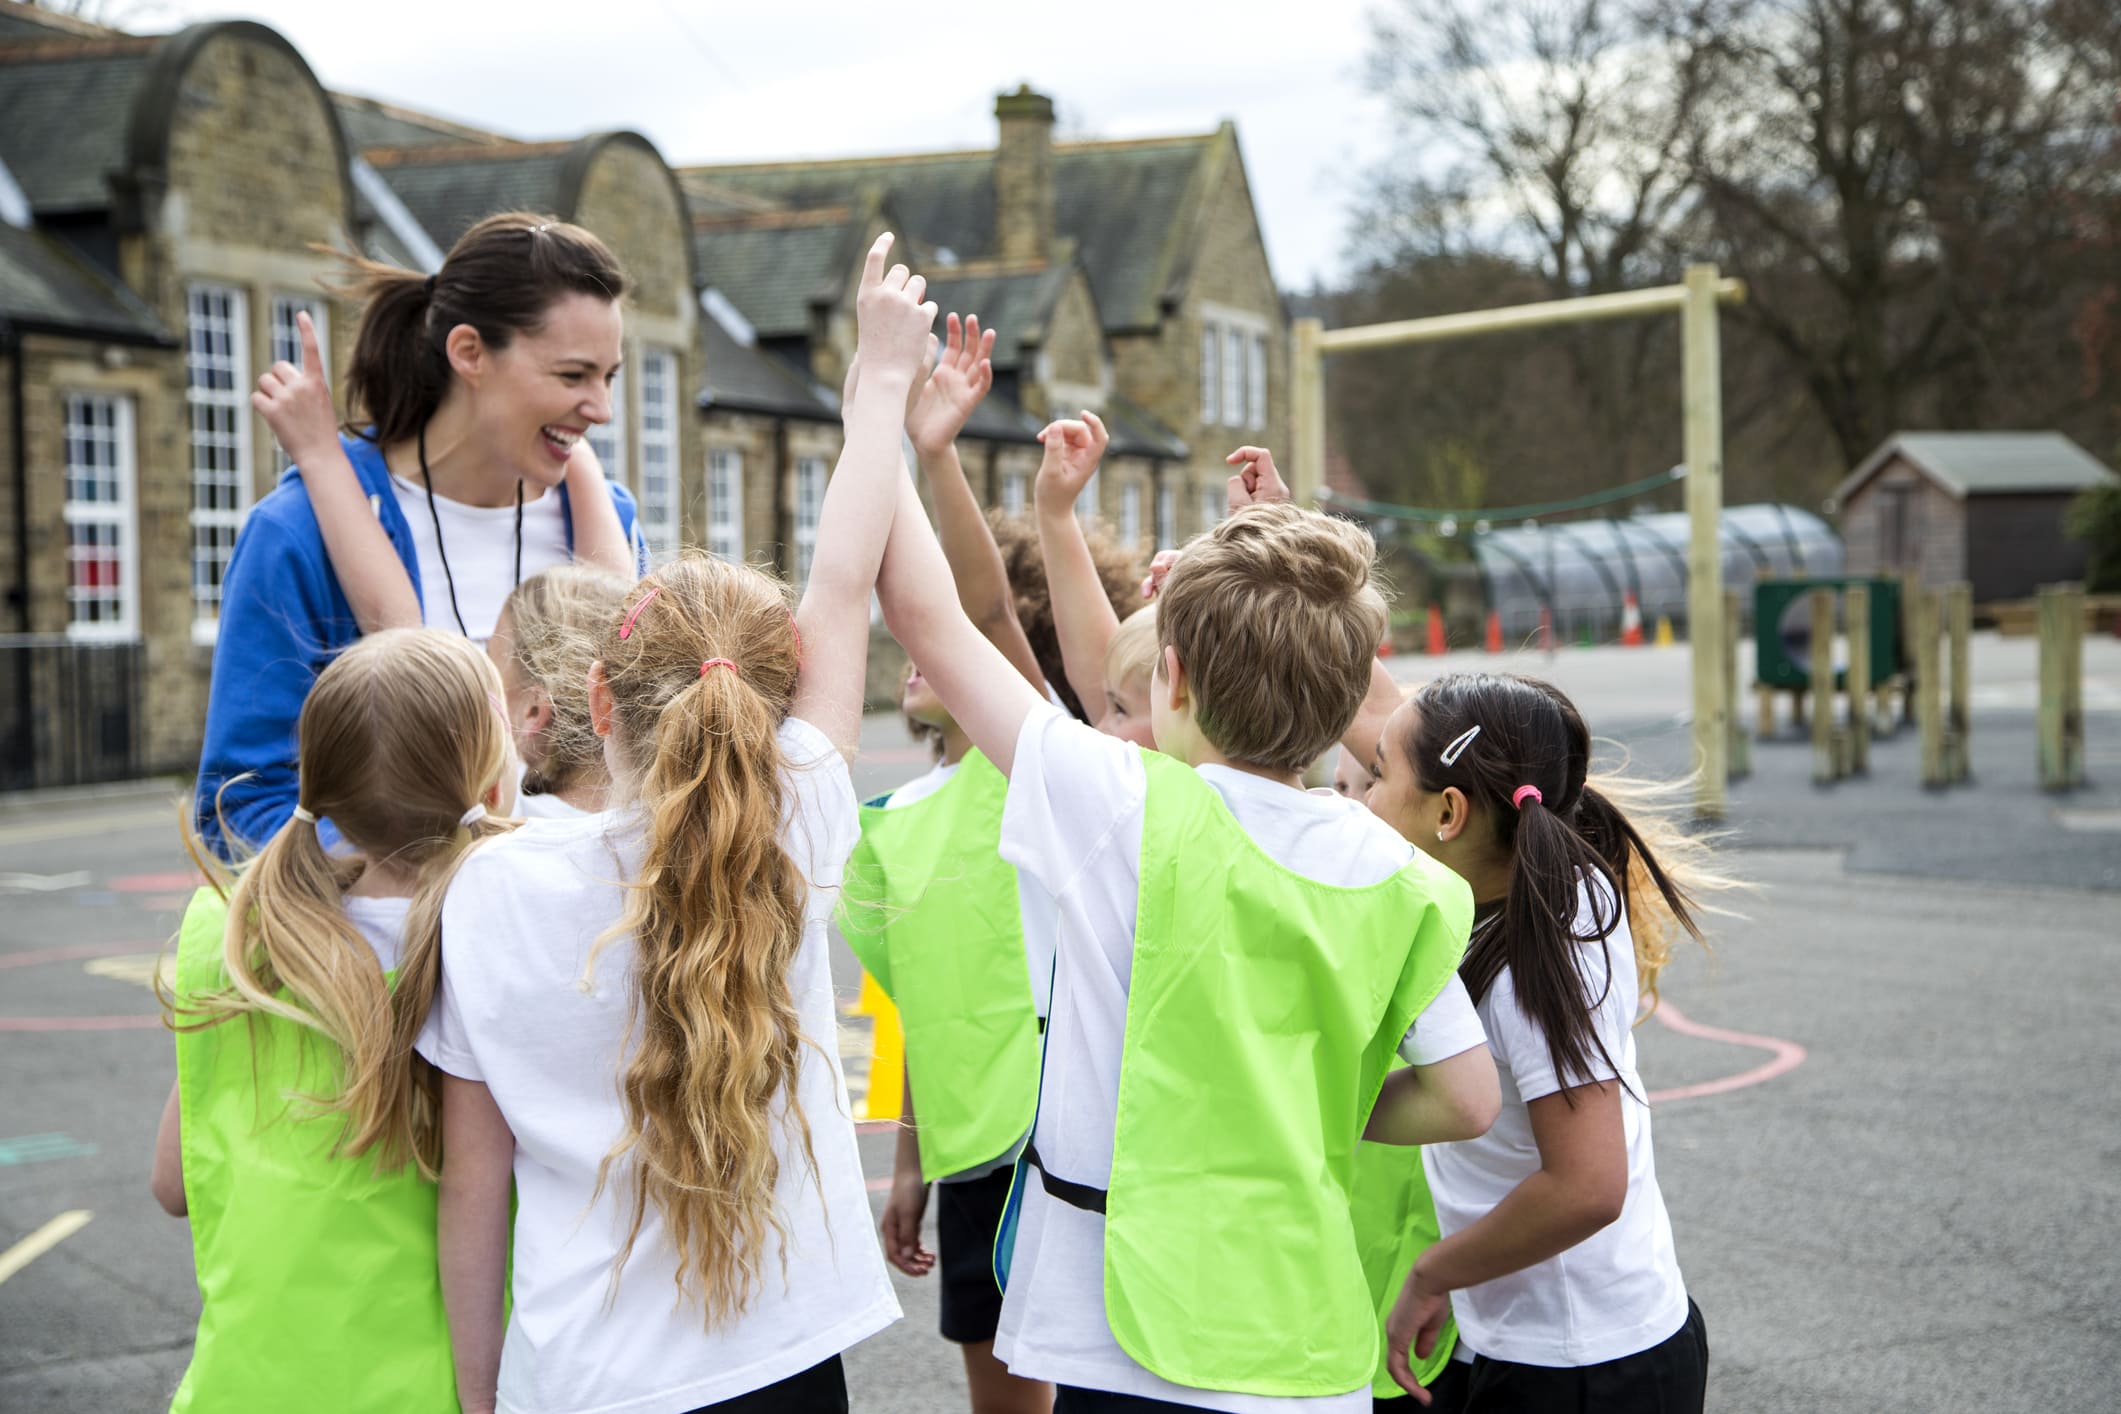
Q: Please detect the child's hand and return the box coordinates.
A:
[1383,1263,1450,1403]
[878,1170,935,1278]
[852,232,940,397]
[906,313,997,457]
[251,311,339,466]
[1140,547,1180,601]
[1033,411,1110,518]
[1225,445,1291,510]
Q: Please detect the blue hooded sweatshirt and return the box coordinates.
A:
[193,433,644,858]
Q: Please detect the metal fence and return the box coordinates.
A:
[0,636,146,793]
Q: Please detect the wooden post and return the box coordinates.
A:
[2040,583,2087,790]
[1291,318,1325,507]
[1810,586,1837,784]
[1917,590,1946,788]
[2065,584,2086,786]
[1724,588,1750,779]
[1682,264,1727,819]
[1846,582,1871,774]
[1945,581,1972,782]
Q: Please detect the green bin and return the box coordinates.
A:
[1754,578,1903,690]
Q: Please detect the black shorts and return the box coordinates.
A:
[937,1163,1015,1344]
[683,1354,846,1412]
[1405,1298,1708,1414]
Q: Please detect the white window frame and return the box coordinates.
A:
[62,392,139,643]
[1076,467,1102,526]
[793,455,827,585]
[636,346,681,559]
[587,364,627,489]
[1156,483,1177,548]
[1199,324,1219,425]
[708,448,745,561]
[1120,482,1142,546]
[187,282,251,645]
[1249,332,1269,431]
[1223,327,1246,428]
[266,294,328,476]
[1199,483,1222,533]
[1001,470,1028,518]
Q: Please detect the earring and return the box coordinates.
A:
[1436,829,1446,842]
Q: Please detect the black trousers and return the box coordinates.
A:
[1055,1387,1211,1412]
[684,1354,847,1413]
[1401,1299,1709,1414]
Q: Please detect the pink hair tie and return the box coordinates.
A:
[618,585,663,640]
[1512,784,1543,810]
[701,658,739,677]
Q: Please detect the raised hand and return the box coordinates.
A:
[1140,547,1181,602]
[1033,411,1111,518]
[1225,444,1292,511]
[906,313,997,457]
[853,232,940,396]
[251,310,339,465]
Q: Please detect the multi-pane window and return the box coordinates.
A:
[1224,328,1246,427]
[1120,482,1142,546]
[793,456,827,585]
[1199,326,1219,424]
[1199,483,1222,533]
[1157,484,1177,548]
[586,366,627,487]
[63,393,138,641]
[1249,333,1269,430]
[1076,467,1102,526]
[637,347,680,559]
[708,449,744,561]
[1001,471,1028,518]
[266,295,327,475]
[188,283,251,643]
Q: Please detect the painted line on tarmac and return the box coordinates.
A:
[0,806,174,847]
[0,941,148,970]
[0,1014,162,1032]
[0,1209,92,1285]
[1646,1001,1807,1103]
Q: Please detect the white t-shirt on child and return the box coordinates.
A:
[991,707,1487,1413]
[1425,875,1689,1368]
[416,718,899,1414]
[341,894,409,970]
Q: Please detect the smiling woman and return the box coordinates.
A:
[193,213,650,858]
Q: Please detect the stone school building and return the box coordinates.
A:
[0,1,1288,787]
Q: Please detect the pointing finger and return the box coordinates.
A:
[296,309,324,372]
[862,232,895,288]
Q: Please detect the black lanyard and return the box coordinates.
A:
[417,424,523,637]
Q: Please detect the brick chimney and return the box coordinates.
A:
[994,85,1055,264]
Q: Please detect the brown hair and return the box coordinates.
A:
[587,555,816,1325]
[499,565,631,798]
[1156,502,1387,770]
[988,509,1142,721]
[176,630,515,1177]
[336,212,628,447]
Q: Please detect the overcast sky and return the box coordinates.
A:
[127,0,1402,292]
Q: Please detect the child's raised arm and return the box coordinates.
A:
[253,310,421,634]
[877,469,1047,776]
[791,233,939,759]
[559,442,636,578]
[907,313,1046,692]
[1032,412,1120,717]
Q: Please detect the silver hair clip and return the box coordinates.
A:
[1440,724,1481,766]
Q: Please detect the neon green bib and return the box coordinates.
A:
[837,750,1041,1181]
[1351,1080,1459,1396]
[170,887,456,1413]
[1104,753,1472,1398]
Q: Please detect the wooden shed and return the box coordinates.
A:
[1830,432,2118,602]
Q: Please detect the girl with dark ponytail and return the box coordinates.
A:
[196,213,645,858]
[1364,672,1729,1412]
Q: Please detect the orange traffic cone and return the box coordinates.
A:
[1426,604,1447,656]
[1620,591,1644,647]
[1538,606,1555,654]
[1377,634,1394,659]
[1484,610,1504,654]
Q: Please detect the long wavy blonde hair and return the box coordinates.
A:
[590,554,816,1325]
[174,629,515,1177]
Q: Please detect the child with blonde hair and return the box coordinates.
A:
[150,628,517,1412]
[412,234,933,1414]
[868,450,1500,1411]
[487,564,632,818]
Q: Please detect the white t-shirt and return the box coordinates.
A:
[390,474,573,643]
[415,718,899,1414]
[1424,876,1689,1368]
[991,707,1485,1412]
[341,894,409,971]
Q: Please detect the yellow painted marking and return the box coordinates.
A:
[848,972,903,1121]
[0,1210,92,1285]
[0,807,174,847]
[84,953,177,991]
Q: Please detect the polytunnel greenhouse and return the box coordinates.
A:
[1469,504,1843,643]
